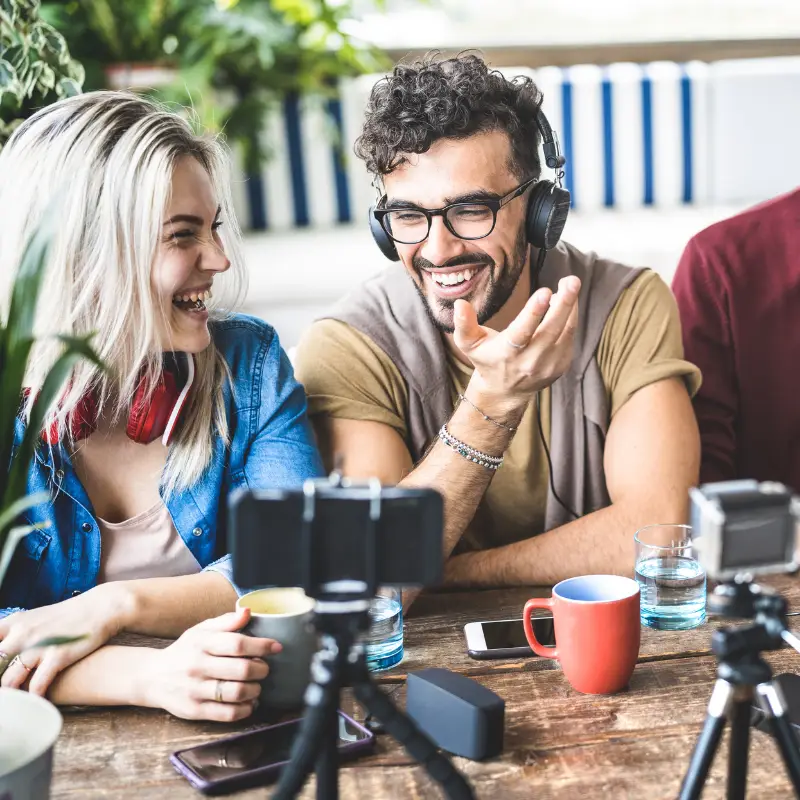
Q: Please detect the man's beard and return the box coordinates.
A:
[409,227,530,334]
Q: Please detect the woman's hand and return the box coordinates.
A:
[137,607,280,722]
[0,583,135,693]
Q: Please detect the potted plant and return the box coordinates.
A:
[0,220,101,796]
[0,0,84,151]
[179,0,388,176]
[40,0,199,92]
[42,0,388,174]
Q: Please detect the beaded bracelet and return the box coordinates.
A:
[457,393,518,433]
[438,424,504,471]
[439,425,503,464]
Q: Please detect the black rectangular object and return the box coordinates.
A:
[406,668,504,760]
[229,486,443,590]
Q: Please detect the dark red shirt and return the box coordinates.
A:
[672,188,800,490]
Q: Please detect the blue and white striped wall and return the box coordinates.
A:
[230,56,800,231]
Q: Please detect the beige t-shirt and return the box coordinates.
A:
[96,501,201,583]
[295,270,701,550]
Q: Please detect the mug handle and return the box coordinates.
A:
[523,598,559,660]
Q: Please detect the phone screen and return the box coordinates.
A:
[482,617,555,650]
[176,714,371,783]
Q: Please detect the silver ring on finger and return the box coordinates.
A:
[11,654,33,672]
[505,336,526,350]
[215,679,225,703]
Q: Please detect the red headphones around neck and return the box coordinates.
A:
[42,352,195,447]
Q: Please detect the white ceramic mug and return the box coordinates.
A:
[0,688,62,800]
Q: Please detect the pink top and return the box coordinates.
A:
[96,501,201,583]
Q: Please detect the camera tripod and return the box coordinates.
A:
[269,477,474,800]
[679,579,800,800]
[270,586,475,800]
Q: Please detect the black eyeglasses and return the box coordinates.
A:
[373,177,538,245]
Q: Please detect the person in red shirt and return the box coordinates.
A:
[672,188,800,491]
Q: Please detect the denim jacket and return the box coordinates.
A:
[1,314,324,617]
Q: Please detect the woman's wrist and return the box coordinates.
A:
[45,646,160,708]
[93,581,140,635]
[125,647,163,708]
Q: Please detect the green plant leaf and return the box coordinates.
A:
[0,57,17,88]
[33,635,87,647]
[3,335,102,514]
[3,44,27,72]
[39,20,66,61]
[0,511,47,586]
[4,205,55,347]
[0,214,51,467]
[0,492,49,536]
[0,0,84,152]
[57,75,81,97]
[37,61,54,91]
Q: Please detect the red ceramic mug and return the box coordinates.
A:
[523,574,641,694]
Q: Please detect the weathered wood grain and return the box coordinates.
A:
[52,575,800,798]
[52,647,800,799]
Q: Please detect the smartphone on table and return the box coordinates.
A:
[170,710,374,795]
[464,616,556,660]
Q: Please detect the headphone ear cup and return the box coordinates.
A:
[525,181,571,251]
[127,370,179,445]
[369,206,400,262]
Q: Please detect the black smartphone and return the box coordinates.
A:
[229,486,443,590]
[464,616,556,660]
[751,672,800,736]
[170,711,375,795]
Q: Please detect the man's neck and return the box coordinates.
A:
[444,248,533,366]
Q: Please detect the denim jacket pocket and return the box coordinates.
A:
[229,468,248,490]
[0,527,52,609]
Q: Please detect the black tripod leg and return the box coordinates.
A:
[680,680,733,800]
[315,688,340,800]
[756,682,800,795]
[726,694,752,800]
[273,643,340,800]
[350,652,475,800]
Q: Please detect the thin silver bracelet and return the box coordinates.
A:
[438,424,504,471]
[457,393,518,433]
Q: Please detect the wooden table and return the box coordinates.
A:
[52,577,800,799]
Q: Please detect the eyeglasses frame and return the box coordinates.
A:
[372,176,539,245]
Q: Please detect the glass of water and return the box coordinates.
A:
[634,524,706,630]
[362,587,404,671]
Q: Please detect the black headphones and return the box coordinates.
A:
[368,108,571,262]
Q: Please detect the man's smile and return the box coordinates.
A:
[421,264,488,299]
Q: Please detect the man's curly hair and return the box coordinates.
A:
[354,54,544,181]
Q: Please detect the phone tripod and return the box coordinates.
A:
[270,586,475,800]
[679,579,800,800]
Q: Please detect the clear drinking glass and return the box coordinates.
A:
[362,587,404,671]
[634,524,707,630]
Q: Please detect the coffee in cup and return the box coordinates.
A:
[236,587,316,710]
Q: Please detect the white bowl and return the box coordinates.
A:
[0,688,62,800]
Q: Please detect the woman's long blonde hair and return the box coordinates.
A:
[0,91,247,497]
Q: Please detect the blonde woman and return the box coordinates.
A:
[0,92,323,721]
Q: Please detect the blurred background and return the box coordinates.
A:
[2,0,800,347]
